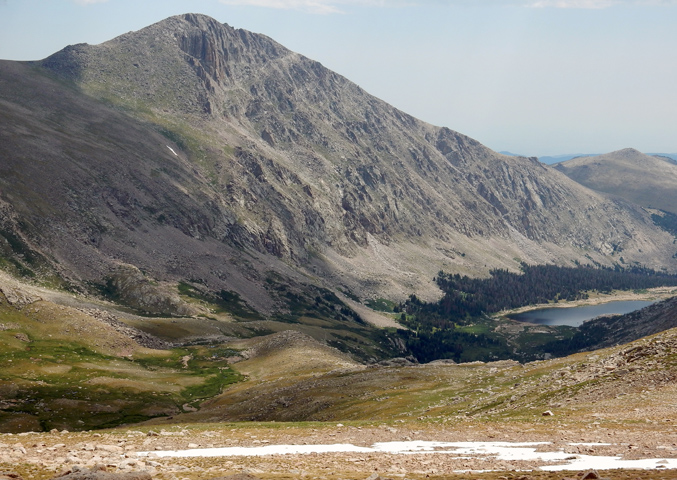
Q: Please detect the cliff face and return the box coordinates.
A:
[1,14,675,313]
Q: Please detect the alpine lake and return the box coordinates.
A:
[509,300,656,327]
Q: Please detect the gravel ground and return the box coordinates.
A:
[2,420,677,480]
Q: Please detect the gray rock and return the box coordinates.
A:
[52,465,151,480]
[208,475,262,480]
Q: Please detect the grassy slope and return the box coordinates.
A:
[148,322,677,428]
[0,271,397,433]
[3,266,677,434]
[0,294,242,433]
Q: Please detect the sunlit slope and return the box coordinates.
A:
[556,148,677,215]
[150,325,677,426]
[0,276,242,433]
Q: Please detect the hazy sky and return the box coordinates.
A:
[1,0,676,156]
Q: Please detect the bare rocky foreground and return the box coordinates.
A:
[2,420,677,480]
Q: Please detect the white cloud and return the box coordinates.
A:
[526,0,677,6]
[218,0,677,11]
[218,0,404,14]
[528,0,614,7]
[72,0,109,5]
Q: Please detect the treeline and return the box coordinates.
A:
[398,326,511,364]
[403,263,677,321]
[541,320,614,357]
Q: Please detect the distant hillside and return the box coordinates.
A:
[555,148,677,216]
[499,152,599,165]
[649,153,677,163]
[506,152,676,166]
[540,153,598,164]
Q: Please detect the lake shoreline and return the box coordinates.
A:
[495,286,677,318]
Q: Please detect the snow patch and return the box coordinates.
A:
[166,145,178,156]
[137,440,677,471]
[139,443,372,458]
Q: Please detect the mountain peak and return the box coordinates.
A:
[179,12,226,27]
[611,147,644,157]
[13,13,676,312]
[40,12,291,116]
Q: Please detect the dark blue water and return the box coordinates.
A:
[510,300,655,327]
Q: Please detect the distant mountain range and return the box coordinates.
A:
[1,13,676,324]
[501,151,677,165]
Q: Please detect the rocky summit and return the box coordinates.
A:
[1,13,675,317]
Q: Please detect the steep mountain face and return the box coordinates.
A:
[1,13,675,316]
[555,148,677,215]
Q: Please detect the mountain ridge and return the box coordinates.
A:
[1,13,675,319]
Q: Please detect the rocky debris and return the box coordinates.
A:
[560,471,608,480]
[106,265,199,317]
[13,332,30,342]
[0,285,40,306]
[76,308,171,350]
[376,356,418,367]
[581,470,603,480]
[208,474,262,480]
[428,359,457,365]
[2,423,677,479]
[53,465,150,480]
[472,328,677,421]
[0,473,23,480]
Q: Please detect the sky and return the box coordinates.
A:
[1,0,676,157]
